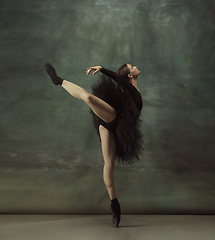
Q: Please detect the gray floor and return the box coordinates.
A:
[0,214,215,240]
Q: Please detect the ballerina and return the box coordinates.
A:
[45,63,144,227]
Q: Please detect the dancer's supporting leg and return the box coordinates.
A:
[99,125,121,227]
[99,125,117,200]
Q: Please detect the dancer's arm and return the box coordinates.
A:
[100,67,119,81]
[86,66,128,86]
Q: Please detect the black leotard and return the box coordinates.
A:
[91,67,143,134]
[90,67,144,163]
[100,67,143,112]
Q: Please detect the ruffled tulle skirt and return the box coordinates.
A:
[90,75,144,165]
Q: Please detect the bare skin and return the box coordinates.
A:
[99,125,117,199]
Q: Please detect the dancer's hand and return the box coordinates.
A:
[86,66,102,75]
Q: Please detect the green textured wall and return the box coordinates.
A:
[0,0,215,214]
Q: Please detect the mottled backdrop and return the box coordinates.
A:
[0,0,215,213]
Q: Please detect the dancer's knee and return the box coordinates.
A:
[81,90,92,102]
[104,163,114,173]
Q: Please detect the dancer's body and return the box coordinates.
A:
[45,63,143,227]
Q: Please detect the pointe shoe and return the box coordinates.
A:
[110,204,121,227]
[44,63,63,85]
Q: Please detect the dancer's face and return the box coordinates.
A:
[127,64,140,78]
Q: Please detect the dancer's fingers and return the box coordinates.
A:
[86,67,94,74]
[86,66,101,75]
[86,69,92,75]
[93,69,99,74]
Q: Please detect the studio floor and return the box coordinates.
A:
[0,214,215,240]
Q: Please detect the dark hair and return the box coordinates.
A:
[116,64,130,82]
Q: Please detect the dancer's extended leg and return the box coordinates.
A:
[62,80,117,123]
[45,63,117,123]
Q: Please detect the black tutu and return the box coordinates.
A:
[90,75,144,165]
